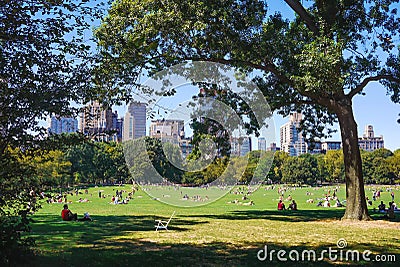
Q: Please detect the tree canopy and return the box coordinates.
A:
[0,1,106,263]
[96,0,400,220]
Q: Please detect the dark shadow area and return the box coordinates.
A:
[23,211,399,267]
[368,211,400,222]
[180,209,347,222]
[28,237,399,267]
[30,213,206,236]
[181,209,400,223]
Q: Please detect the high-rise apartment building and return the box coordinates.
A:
[179,137,193,158]
[358,125,384,152]
[80,101,122,142]
[48,116,78,135]
[230,136,252,156]
[150,119,184,144]
[258,137,267,151]
[112,111,123,142]
[280,112,307,156]
[240,137,252,156]
[122,102,147,141]
[267,142,279,152]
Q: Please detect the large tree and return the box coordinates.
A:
[0,0,104,262]
[95,0,400,220]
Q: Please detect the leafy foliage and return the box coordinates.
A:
[0,149,39,265]
[95,0,400,220]
[0,1,108,261]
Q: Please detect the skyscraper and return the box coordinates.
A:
[80,101,122,142]
[123,102,147,141]
[48,115,78,135]
[112,111,123,142]
[240,137,252,156]
[80,101,111,135]
[258,137,267,151]
[230,136,252,156]
[149,119,184,144]
[280,112,307,156]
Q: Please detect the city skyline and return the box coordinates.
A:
[48,102,398,155]
[44,76,399,152]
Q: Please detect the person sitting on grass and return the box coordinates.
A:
[378,201,386,212]
[385,202,395,219]
[288,200,297,210]
[323,198,331,207]
[61,204,77,221]
[277,200,286,210]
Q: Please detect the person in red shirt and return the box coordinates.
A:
[61,204,77,221]
[277,200,286,210]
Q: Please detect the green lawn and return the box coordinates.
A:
[27,184,400,266]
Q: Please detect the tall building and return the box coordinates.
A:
[80,101,122,142]
[240,137,252,156]
[179,137,193,158]
[230,137,241,157]
[280,112,307,156]
[267,142,279,152]
[112,111,123,142]
[358,125,384,152]
[150,119,184,144]
[47,116,78,135]
[230,136,252,156]
[150,119,193,157]
[258,137,267,151]
[122,102,147,141]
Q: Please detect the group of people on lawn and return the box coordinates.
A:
[277,199,297,210]
[378,201,397,219]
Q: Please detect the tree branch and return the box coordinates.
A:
[196,57,294,86]
[189,56,334,105]
[347,75,400,98]
[284,0,319,35]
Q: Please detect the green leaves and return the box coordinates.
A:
[292,37,345,94]
[0,0,103,152]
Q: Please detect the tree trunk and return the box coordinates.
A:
[335,99,371,220]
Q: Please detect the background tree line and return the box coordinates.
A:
[15,135,399,189]
[24,136,131,189]
[224,148,400,186]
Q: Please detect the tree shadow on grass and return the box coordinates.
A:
[26,212,399,267]
[31,213,205,235]
[369,212,400,222]
[184,209,400,223]
[180,209,347,222]
[30,237,399,267]
[28,214,207,254]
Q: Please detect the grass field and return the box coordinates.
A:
[27,184,400,266]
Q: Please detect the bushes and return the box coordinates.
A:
[0,214,35,266]
[0,150,39,265]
